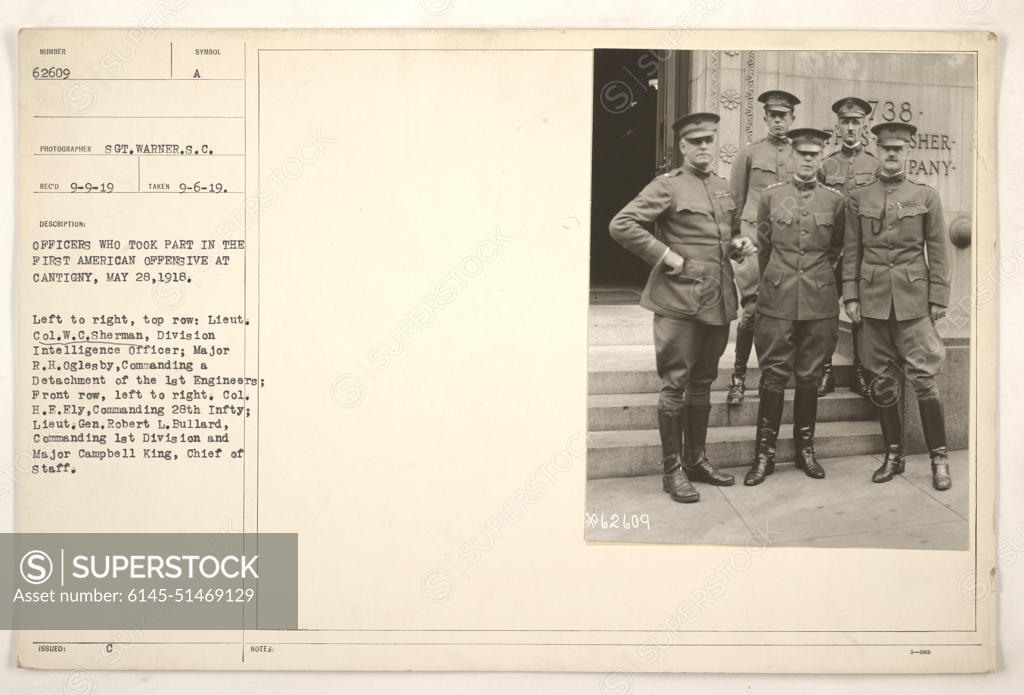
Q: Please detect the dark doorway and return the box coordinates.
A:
[589,50,663,295]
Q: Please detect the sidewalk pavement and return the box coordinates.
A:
[585,450,969,549]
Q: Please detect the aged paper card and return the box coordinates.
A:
[16,28,996,672]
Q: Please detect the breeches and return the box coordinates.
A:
[653,314,730,410]
[755,314,839,392]
[859,310,945,400]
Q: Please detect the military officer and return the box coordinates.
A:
[726,89,801,406]
[610,112,756,503]
[744,128,845,486]
[843,122,952,490]
[816,96,878,398]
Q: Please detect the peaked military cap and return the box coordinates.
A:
[672,111,720,140]
[758,89,801,113]
[831,96,872,118]
[871,121,917,146]
[787,127,831,153]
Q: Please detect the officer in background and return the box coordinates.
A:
[744,128,845,486]
[816,97,877,397]
[726,89,801,406]
[609,112,756,503]
[843,122,953,490]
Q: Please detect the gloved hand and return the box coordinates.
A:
[844,300,862,324]
[729,237,758,260]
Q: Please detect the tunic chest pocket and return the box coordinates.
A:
[674,201,713,219]
[773,210,794,226]
[714,195,736,234]
[714,195,736,216]
[896,204,926,225]
[853,172,875,187]
[813,212,835,229]
[824,174,846,187]
[751,154,778,174]
[858,206,882,234]
[750,156,779,187]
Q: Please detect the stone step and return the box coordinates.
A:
[587,420,882,479]
[587,301,857,351]
[588,344,856,395]
[589,303,651,345]
[588,303,758,346]
[588,389,875,431]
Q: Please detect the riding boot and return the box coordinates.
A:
[919,397,951,491]
[872,402,906,483]
[816,359,835,397]
[727,325,754,406]
[658,408,699,503]
[793,385,825,478]
[682,404,734,486]
[744,388,783,486]
[850,323,870,398]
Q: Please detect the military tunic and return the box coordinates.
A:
[753,178,845,391]
[730,135,794,303]
[819,144,878,195]
[610,163,739,324]
[842,171,951,397]
[731,135,793,231]
[819,144,879,290]
[609,162,740,409]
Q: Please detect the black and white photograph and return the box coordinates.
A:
[8,16,1005,680]
[587,49,974,549]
